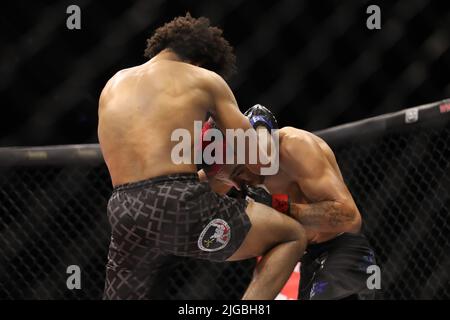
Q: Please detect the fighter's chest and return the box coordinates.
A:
[264,171,308,204]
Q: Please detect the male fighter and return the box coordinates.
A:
[207,105,377,300]
[98,14,307,299]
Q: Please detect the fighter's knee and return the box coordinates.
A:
[289,222,307,248]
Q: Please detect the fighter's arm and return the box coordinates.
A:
[281,134,360,233]
[198,167,235,195]
[205,72,251,131]
[204,72,272,174]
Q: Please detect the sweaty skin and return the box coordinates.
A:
[221,126,362,244]
[98,50,252,186]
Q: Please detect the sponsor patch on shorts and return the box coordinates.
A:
[198,219,231,252]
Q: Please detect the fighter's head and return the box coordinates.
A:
[229,164,265,187]
[144,13,237,80]
[222,104,279,186]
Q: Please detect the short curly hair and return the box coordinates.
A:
[144,13,236,80]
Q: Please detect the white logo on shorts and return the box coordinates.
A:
[198,219,231,252]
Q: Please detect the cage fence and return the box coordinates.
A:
[0,100,448,300]
[2,0,449,147]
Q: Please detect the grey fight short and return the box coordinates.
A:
[299,232,379,300]
[103,173,251,299]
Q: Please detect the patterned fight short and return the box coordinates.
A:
[299,232,379,300]
[103,173,251,299]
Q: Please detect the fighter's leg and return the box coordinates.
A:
[226,200,307,300]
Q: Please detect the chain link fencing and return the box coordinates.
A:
[0,100,448,300]
[318,102,450,299]
[0,163,256,300]
[1,0,449,147]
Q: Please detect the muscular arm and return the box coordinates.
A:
[205,72,273,174]
[290,200,356,232]
[206,72,251,132]
[198,168,235,195]
[281,133,360,233]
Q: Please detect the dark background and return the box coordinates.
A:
[1,0,449,147]
[0,1,449,300]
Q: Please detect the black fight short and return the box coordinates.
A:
[299,233,379,300]
[103,173,251,299]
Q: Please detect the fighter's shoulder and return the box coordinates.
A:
[279,127,331,156]
[194,67,228,91]
[279,127,316,149]
[98,68,130,107]
[100,67,135,94]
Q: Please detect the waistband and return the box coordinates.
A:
[306,232,368,255]
[113,173,199,192]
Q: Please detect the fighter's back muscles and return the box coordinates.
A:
[98,61,216,185]
[97,60,231,185]
[279,127,361,233]
[99,57,267,186]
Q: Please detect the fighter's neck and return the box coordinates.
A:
[149,49,185,64]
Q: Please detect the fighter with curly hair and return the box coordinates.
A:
[98,14,307,300]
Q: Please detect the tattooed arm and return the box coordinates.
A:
[289,201,357,232]
[280,130,360,233]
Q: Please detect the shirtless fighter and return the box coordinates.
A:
[98,14,307,300]
[208,105,378,300]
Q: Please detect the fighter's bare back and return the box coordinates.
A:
[98,51,236,186]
